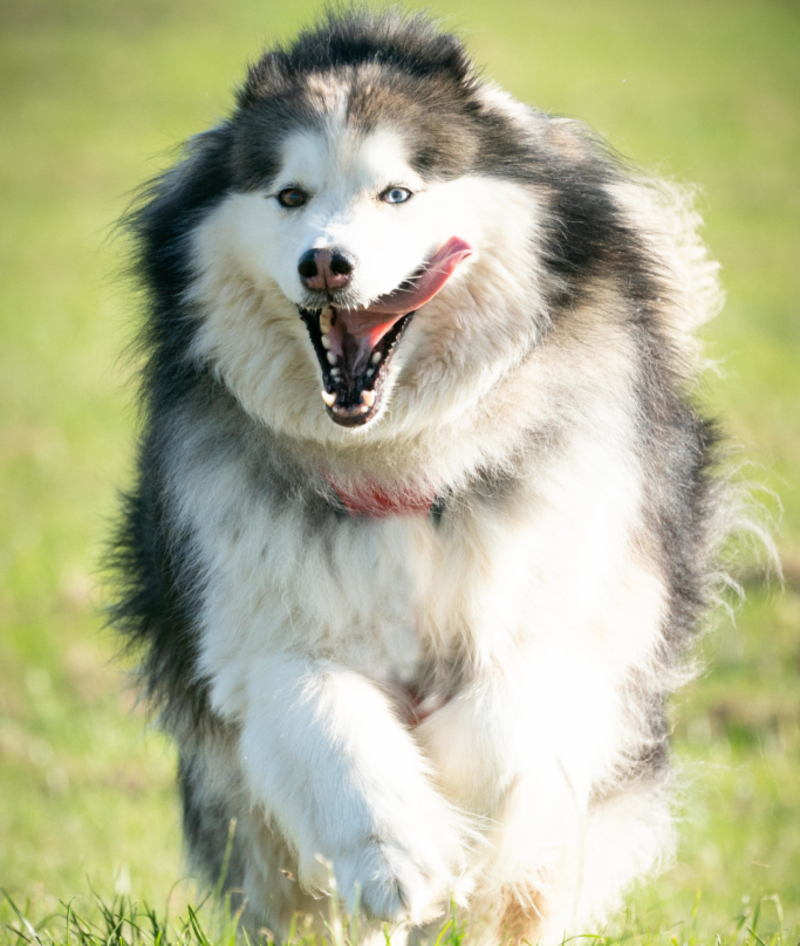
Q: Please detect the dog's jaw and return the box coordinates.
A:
[300,237,473,427]
[300,306,411,427]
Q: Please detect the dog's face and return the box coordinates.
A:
[266,125,459,310]
[248,121,476,426]
[187,67,546,438]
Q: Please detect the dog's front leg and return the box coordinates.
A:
[238,653,467,923]
[417,652,618,873]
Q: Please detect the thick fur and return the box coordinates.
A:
[112,10,728,944]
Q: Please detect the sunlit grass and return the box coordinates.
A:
[1,891,797,946]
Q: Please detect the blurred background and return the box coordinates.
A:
[1,0,798,938]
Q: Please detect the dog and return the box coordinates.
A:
[112,9,729,944]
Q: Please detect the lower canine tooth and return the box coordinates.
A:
[321,334,331,350]
[321,390,336,407]
[362,390,376,407]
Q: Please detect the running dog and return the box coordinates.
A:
[113,10,728,943]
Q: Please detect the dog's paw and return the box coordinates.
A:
[332,829,455,924]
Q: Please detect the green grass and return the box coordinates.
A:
[1,891,798,946]
[1,0,798,941]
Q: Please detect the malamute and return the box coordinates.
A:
[113,10,728,944]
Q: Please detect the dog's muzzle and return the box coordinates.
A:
[299,236,473,427]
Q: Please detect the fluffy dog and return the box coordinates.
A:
[113,10,728,943]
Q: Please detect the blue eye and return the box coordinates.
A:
[380,186,412,204]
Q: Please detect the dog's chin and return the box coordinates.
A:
[298,237,473,428]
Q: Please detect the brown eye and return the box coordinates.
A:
[277,188,308,208]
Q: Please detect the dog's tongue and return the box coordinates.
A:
[334,237,472,349]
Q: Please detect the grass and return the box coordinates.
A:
[0,891,797,946]
[1,0,798,941]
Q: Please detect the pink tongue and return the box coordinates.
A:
[335,237,472,348]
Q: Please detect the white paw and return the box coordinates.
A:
[332,828,455,924]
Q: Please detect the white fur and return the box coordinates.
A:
[165,113,716,942]
[187,114,546,441]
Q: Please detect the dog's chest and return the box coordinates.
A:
[317,513,468,725]
[183,438,476,718]
[313,514,450,681]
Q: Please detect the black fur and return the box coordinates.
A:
[110,429,211,736]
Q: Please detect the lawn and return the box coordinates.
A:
[1,0,798,941]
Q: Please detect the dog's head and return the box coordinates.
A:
[146,12,554,439]
[231,115,477,427]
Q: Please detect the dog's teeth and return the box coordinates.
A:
[321,334,331,350]
[359,404,369,413]
[327,352,337,365]
[319,309,332,333]
[321,390,336,407]
[371,351,382,365]
[330,367,340,377]
[366,368,375,378]
[362,390,376,407]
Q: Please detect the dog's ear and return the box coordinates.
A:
[239,51,289,107]
[426,33,473,86]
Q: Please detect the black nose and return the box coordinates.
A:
[298,248,355,291]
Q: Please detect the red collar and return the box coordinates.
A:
[327,478,438,519]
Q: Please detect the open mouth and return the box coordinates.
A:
[299,236,472,427]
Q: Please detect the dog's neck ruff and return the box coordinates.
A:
[327,478,438,519]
